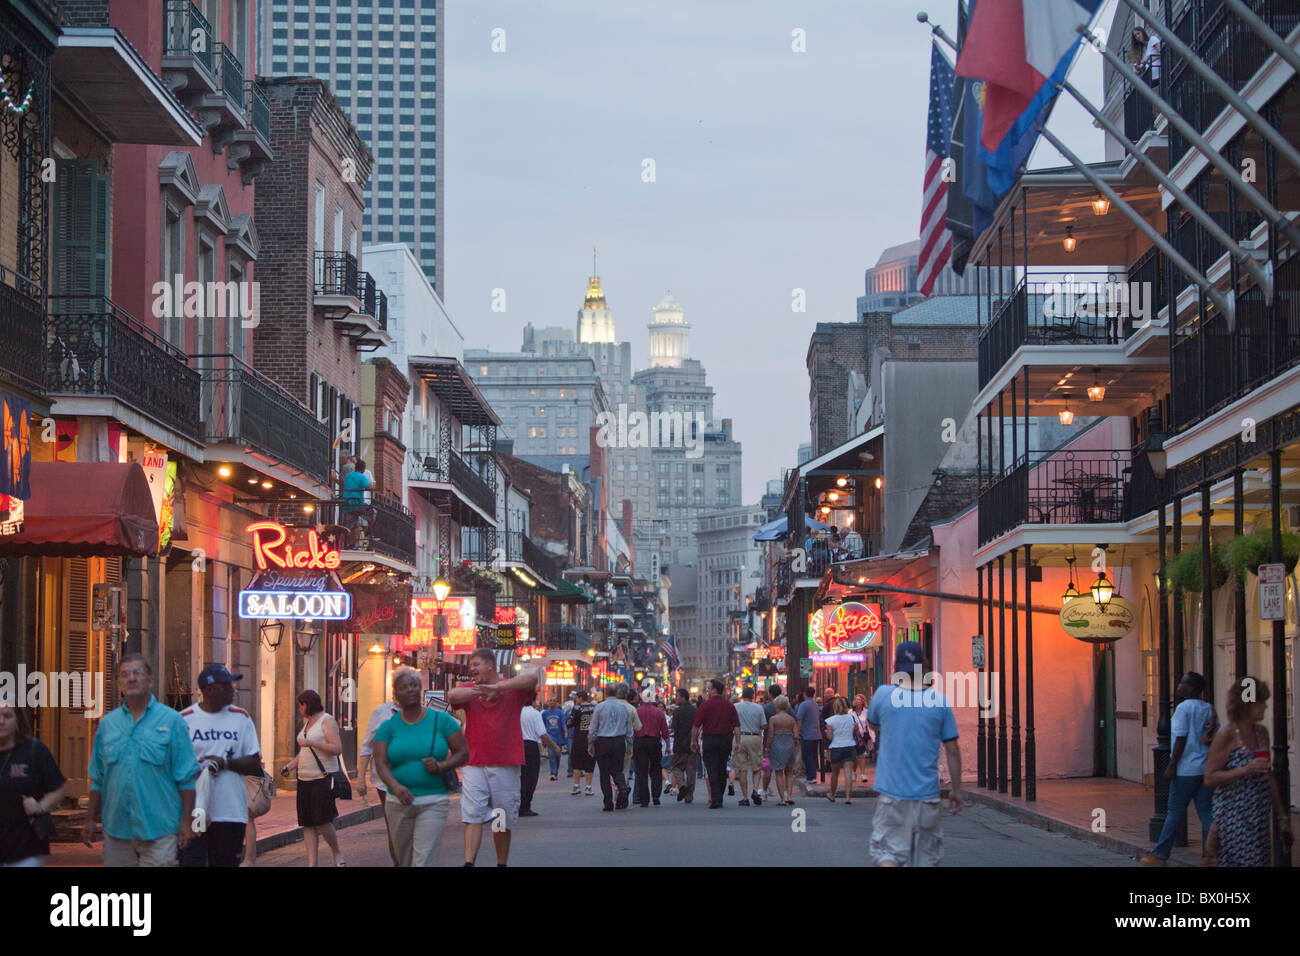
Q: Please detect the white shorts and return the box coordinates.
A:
[460,765,521,828]
[869,795,943,866]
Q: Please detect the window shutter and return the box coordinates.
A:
[308,373,318,414]
[53,160,109,297]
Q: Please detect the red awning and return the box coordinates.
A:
[0,462,158,557]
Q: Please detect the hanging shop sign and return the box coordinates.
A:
[345,580,414,634]
[0,496,23,536]
[768,644,786,661]
[1060,595,1138,643]
[487,621,517,649]
[809,602,882,655]
[0,391,32,500]
[811,653,867,665]
[237,521,351,620]
[546,661,578,685]
[752,648,770,660]
[409,594,476,653]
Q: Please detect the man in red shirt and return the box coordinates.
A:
[633,694,670,806]
[447,648,540,866]
[691,679,741,809]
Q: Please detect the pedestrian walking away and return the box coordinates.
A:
[1141,672,1217,866]
[541,697,568,780]
[733,685,767,806]
[633,693,670,806]
[0,704,66,868]
[280,689,348,867]
[691,679,740,809]
[765,696,798,806]
[83,654,199,867]
[1204,676,1291,867]
[357,683,403,865]
[670,688,698,802]
[446,648,540,866]
[179,664,262,867]
[371,668,468,866]
[520,692,561,816]
[761,683,782,798]
[795,686,821,784]
[567,690,597,795]
[866,642,963,867]
[588,684,638,810]
[823,697,859,805]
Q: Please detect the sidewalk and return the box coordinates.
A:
[797,769,1298,866]
[46,789,384,867]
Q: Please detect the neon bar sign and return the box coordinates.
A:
[238,590,351,620]
[247,520,341,571]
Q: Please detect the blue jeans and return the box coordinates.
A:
[548,743,562,777]
[801,739,821,782]
[1152,773,1212,860]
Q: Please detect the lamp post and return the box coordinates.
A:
[1145,409,1174,842]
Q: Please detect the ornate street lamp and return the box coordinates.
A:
[1062,556,1081,607]
[432,577,451,602]
[1091,571,1114,611]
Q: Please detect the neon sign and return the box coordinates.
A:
[809,602,882,654]
[247,520,341,571]
[238,590,351,620]
[546,661,578,685]
[409,595,477,653]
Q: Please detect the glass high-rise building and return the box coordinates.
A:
[258,0,444,294]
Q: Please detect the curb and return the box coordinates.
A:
[253,804,378,854]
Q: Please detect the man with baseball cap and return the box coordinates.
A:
[179,664,263,866]
[865,642,963,866]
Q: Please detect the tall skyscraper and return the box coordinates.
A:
[259,0,444,294]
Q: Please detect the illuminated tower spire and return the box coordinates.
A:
[648,292,689,367]
[577,252,615,343]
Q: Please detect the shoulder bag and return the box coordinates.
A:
[246,766,277,817]
[432,712,461,793]
[307,722,352,800]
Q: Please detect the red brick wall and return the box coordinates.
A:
[370,359,410,496]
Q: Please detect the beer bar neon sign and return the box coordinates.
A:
[247,520,341,571]
[809,602,882,654]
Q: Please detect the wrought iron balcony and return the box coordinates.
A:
[161,0,217,97]
[194,353,331,484]
[978,450,1131,546]
[344,272,389,350]
[978,273,1143,387]
[47,295,201,442]
[313,252,361,318]
[1121,74,1157,143]
[218,43,244,106]
[543,622,593,652]
[266,493,416,568]
[0,268,46,396]
[1172,253,1300,431]
[408,447,497,517]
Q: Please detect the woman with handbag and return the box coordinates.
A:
[280,690,347,867]
[0,705,66,867]
[371,669,468,866]
[823,697,860,805]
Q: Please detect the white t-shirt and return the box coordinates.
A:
[359,700,401,790]
[181,704,260,824]
[825,713,858,749]
[521,707,547,744]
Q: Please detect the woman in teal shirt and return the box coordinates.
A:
[372,669,468,866]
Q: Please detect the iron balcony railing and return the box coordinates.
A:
[521,533,559,583]
[407,447,496,516]
[1121,74,1157,143]
[266,493,417,568]
[978,450,1131,546]
[357,272,389,331]
[163,0,215,75]
[218,43,244,106]
[459,527,497,565]
[248,81,270,142]
[1172,253,1300,431]
[1165,0,1300,166]
[314,251,360,300]
[978,273,1138,388]
[458,528,558,583]
[543,622,593,652]
[193,353,331,484]
[0,267,46,395]
[47,296,201,442]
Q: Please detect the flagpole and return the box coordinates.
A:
[1057,78,1274,302]
[1036,123,1237,325]
[1117,0,1300,175]
[920,14,1234,323]
[1079,24,1300,253]
[1210,0,1300,76]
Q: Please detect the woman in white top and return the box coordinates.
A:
[280,690,347,867]
[823,697,861,805]
[851,694,873,786]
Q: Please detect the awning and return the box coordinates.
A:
[548,578,596,604]
[0,462,158,557]
[752,514,829,542]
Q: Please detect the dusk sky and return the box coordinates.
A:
[444,0,1117,504]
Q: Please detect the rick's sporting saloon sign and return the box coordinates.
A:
[237,521,352,620]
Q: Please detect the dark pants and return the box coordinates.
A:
[520,740,541,811]
[702,734,732,807]
[179,821,245,868]
[633,737,663,805]
[594,736,629,809]
[801,739,821,782]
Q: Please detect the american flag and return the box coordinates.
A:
[658,635,680,671]
[919,40,956,296]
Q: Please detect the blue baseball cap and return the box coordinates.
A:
[198,663,243,687]
[894,641,926,672]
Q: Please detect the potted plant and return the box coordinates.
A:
[1167,547,1229,593]
[1222,530,1300,579]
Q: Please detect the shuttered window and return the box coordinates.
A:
[51,160,110,299]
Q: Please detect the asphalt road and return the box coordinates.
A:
[256,772,1141,867]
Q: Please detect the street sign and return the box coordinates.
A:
[799,658,812,678]
[972,634,985,669]
[1259,563,1286,621]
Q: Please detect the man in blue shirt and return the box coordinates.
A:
[83,654,200,866]
[795,685,822,783]
[540,698,568,780]
[866,642,963,867]
[1142,672,1217,866]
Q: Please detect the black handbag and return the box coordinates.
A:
[308,744,352,801]
[430,713,460,793]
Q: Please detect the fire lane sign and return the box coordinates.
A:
[1259,564,1285,621]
